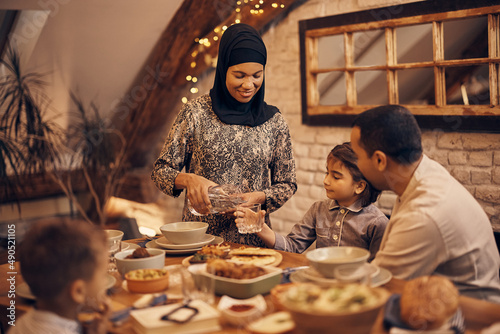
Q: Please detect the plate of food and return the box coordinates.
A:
[182,243,232,266]
[188,259,282,299]
[228,246,283,266]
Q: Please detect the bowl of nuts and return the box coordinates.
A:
[125,268,169,294]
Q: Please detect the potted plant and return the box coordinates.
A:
[49,93,127,225]
[0,46,63,205]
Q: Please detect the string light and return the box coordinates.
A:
[182,1,288,103]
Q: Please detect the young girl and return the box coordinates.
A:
[235,142,388,261]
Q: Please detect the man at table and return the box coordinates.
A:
[350,105,500,303]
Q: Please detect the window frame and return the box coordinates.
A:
[299,0,500,132]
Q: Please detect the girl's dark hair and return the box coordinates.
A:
[328,142,381,207]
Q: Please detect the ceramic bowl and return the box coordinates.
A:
[160,222,208,244]
[218,294,267,326]
[105,229,124,251]
[114,248,165,276]
[276,282,390,334]
[306,246,370,278]
[125,268,169,294]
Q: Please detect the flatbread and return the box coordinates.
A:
[230,255,277,266]
[228,247,282,266]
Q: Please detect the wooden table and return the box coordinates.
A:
[1,239,500,334]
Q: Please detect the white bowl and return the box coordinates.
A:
[114,248,165,276]
[160,222,208,245]
[306,246,369,278]
[218,294,267,326]
[105,229,124,251]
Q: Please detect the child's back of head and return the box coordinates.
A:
[19,217,107,302]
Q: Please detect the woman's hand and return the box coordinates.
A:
[220,191,266,217]
[175,173,218,215]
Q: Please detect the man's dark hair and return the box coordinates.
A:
[328,142,381,207]
[352,105,423,165]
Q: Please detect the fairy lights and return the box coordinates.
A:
[181,1,287,103]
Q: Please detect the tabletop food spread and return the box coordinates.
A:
[3,236,500,334]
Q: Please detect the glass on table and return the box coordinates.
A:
[236,203,264,234]
[105,229,124,273]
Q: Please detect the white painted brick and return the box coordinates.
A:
[476,185,500,203]
[448,151,468,165]
[462,134,500,150]
[294,143,310,158]
[437,133,464,150]
[297,170,315,184]
[378,191,397,211]
[493,151,500,166]
[469,151,493,167]
[299,158,322,171]
[471,170,492,185]
[310,145,331,160]
[451,168,470,184]
[493,167,500,185]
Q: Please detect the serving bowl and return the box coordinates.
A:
[114,248,165,276]
[125,268,169,294]
[160,222,208,245]
[275,282,390,334]
[306,246,370,278]
[188,263,282,299]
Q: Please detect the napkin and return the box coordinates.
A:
[383,294,465,334]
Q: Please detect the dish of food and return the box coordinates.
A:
[188,263,282,299]
[274,282,390,333]
[125,268,169,294]
[155,234,215,250]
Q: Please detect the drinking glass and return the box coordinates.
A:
[236,203,264,234]
[105,229,124,273]
[171,265,215,305]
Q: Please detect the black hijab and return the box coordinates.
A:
[209,23,278,127]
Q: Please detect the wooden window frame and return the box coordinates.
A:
[299,0,500,132]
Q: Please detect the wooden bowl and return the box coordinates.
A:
[125,269,169,294]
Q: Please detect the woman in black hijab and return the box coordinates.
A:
[152,23,297,247]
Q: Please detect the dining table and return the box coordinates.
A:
[1,237,500,334]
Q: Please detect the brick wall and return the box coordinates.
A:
[156,0,500,235]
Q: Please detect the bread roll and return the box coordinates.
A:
[400,276,459,330]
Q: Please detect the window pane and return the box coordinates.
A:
[446,65,490,105]
[355,71,387,105]
[318,34,345,69]
[353,29,385,67]
[444,16,488,60]
[397,24,433,63]
[319,72,346,106]
[398,68,434,105]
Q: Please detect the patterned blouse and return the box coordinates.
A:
[151,94,297,247]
